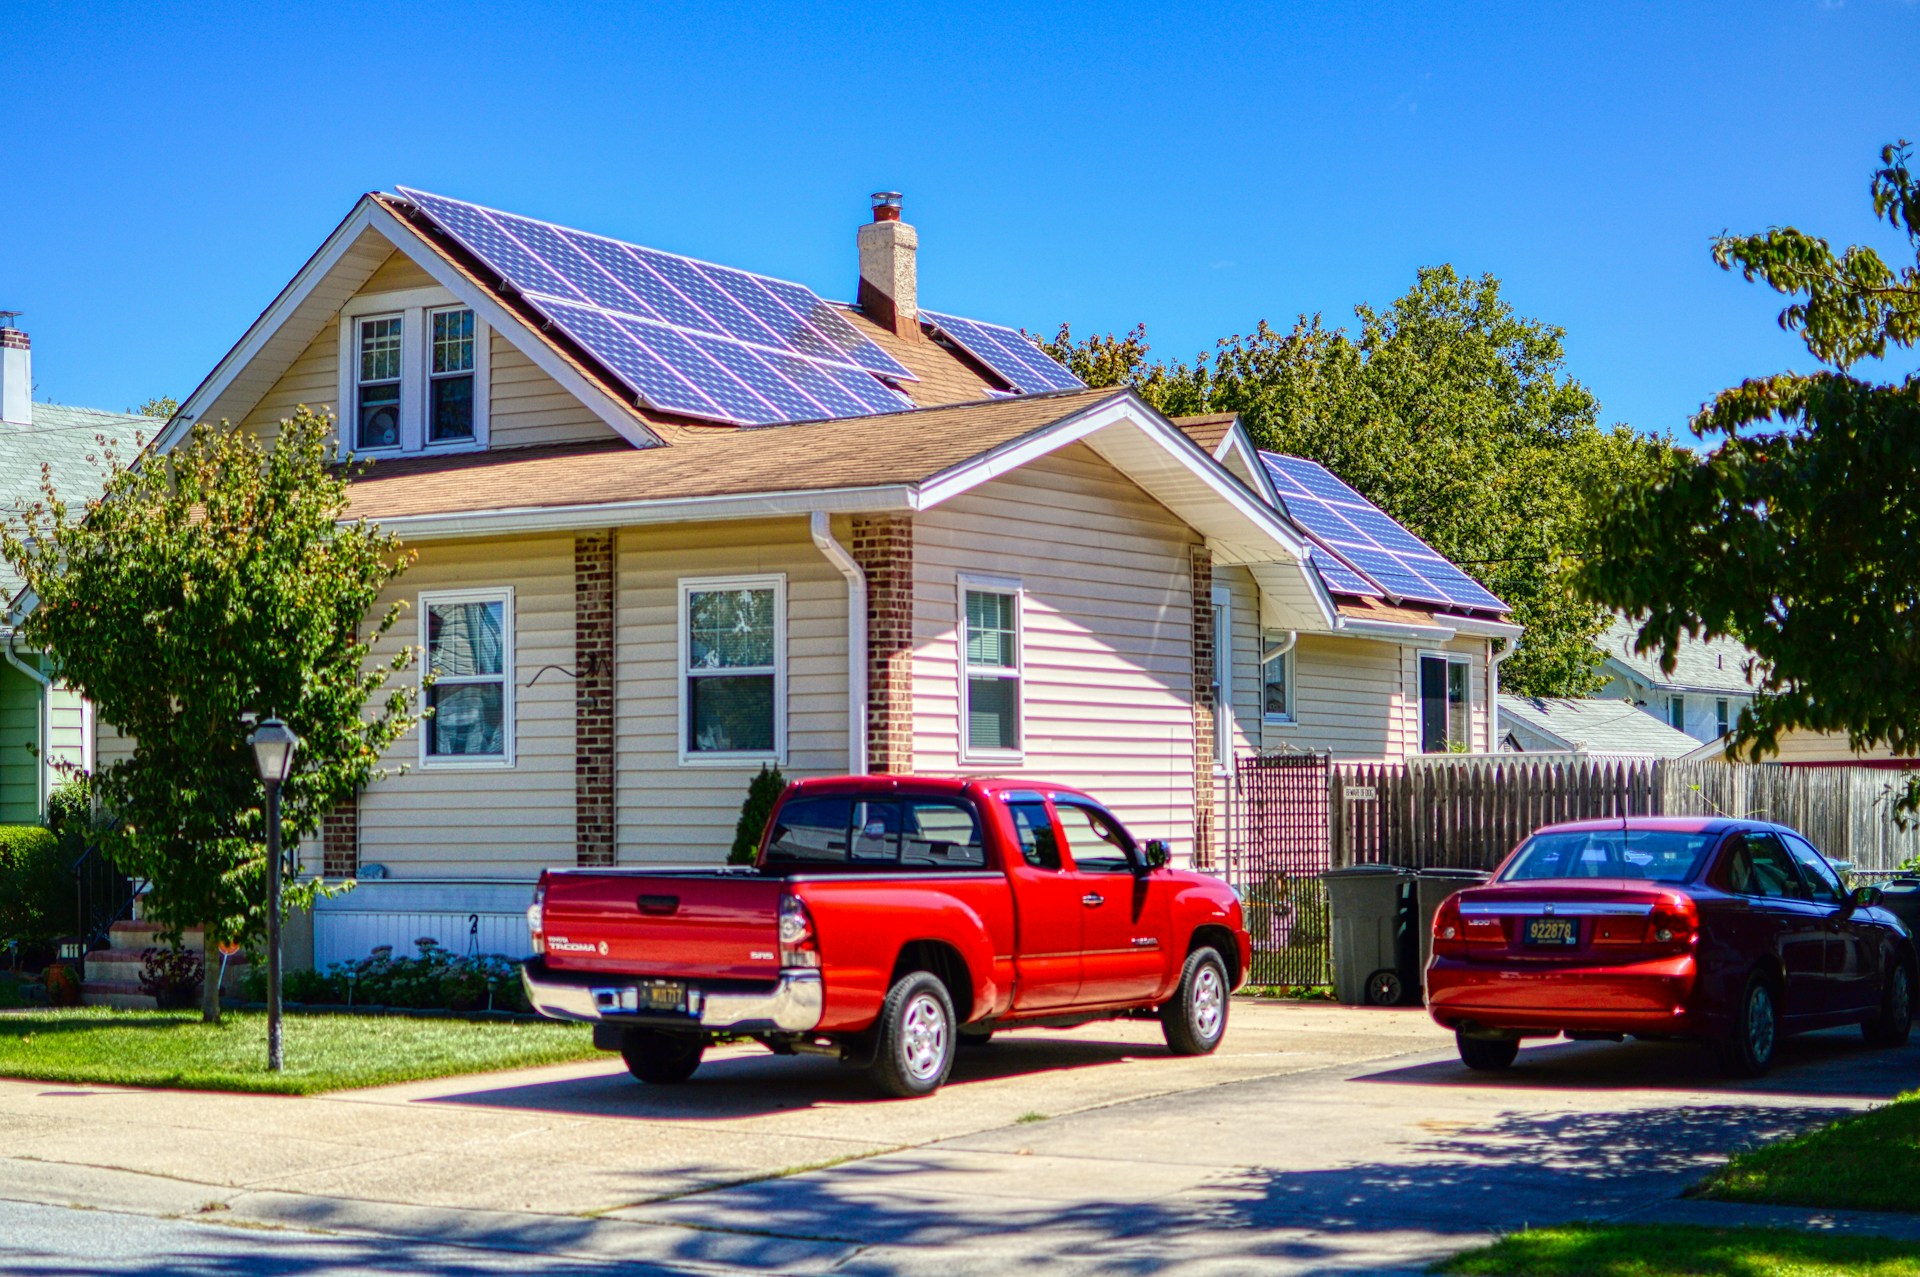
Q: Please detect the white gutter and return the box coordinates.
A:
[1486,637,1516,752]
[1335,617,1459,644]
[4,632,51,817]
[809,511,868,775]
[1447,613,1525,642]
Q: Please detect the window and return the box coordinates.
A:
[1263,631,1295,725]
[961,580,1021,757]
[681,576,784,762]
[1500,829,1717,883]
[338,289,488,453]
[429,307,476,442]
[1720,833,1809,900]
[1006,796,1061,870]
[1668,696,1687,732]
[1716,698,1731,736]
[421,589,512,764]
[1780,832,1845,906]
[1419,654,1470,753]
[762,795,988,872]
[355,316,403,451]
[1055,800,1136,873]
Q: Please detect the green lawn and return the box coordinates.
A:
[1695,1091,1920,1215]
[0,1008,599,1095]
[1437,1224,1920,1277]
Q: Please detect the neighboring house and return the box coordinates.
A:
[0,323,130,821]
[1497,693,1702,760]
[117,187,1517,964]
[1595,613,1760,746]
[1678,730,1920,770]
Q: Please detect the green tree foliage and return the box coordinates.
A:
[1577,142,1920,776]
[1,409,420,1017]
[730,763,786,864]
[133,397,179,420]
[1041,268,1665,695]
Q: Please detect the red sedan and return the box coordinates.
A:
[1426,817,1916,1075]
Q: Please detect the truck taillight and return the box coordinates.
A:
[779,893,818,968]
[527,876,547,956]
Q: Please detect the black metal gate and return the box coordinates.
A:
[1230,752,1332,987]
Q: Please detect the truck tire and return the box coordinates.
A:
[959,1025,995,1047]
[1161,946,1230,1056]
[1714,971,1779,1078]
[1862,958,1914,1049]
[869,971,956,1098]
[621,1029,704,1085]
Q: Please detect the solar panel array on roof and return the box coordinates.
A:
[919,309,1085,394]
[396,187,918,427]
[1260,452,1506,612]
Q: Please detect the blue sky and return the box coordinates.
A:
[6,1,1917,436]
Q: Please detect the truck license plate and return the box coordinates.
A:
[1525,918,1578,947]
[643,980,688,1013]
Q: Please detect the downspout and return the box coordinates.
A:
[810,511,869,775]
[1486,637,1516,753]
[4,630,52,818]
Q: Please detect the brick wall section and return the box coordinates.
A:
[851,514,914,773]
[575,531,617,866]
[1190,544,1216,870]
[321,797,358,879]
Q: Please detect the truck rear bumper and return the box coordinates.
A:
[521,958,824,1034]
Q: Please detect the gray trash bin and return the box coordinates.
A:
[1413,868,1491,983]
[1877,877,1920,939]
[1325,865,1415,1006]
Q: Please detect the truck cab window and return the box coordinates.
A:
[851,800,902,863]
[1054,801,1134,873]
[900,800,986,869]
[1007,800,1061,870]
[765,798,852,865]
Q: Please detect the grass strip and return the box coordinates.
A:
[1437,1223,1920,1277]
[0,1008,598,1095]
[1694,1090,1920,1215]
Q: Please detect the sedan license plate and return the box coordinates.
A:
[1525,917,1578,947]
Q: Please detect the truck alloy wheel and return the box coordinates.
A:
[1162,947,1229,1056]
[869,971,957,1098]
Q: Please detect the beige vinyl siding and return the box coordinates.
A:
[614,518,852,862]
[356,535,576,879]
[912,445,1201,860]
[1394,638,1491,756]
[238,317,340,446]
[487,334,621,449]
[95,718,134,772]
[361,250,435,294]
[1263,634,1412,761]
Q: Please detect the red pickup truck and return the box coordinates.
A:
[521,776,1251,1096]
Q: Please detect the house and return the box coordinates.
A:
[1595,613,1759,745]
[1677,729,1920,769]
[0,321,133,821]
[120,187,1518,965]
[1497,693,1702,760]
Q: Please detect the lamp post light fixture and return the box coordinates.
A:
[247,716,300,1072]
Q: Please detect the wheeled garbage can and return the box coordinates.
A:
[1877,877,1920,939]
[1324,865,1416,1006]
[1413,868,1491,991]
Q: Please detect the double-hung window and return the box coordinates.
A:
[681,575,785,763]
[1419,653,1470,753]
[960,578,1022,758]
[1668,695,1687,732]
[1715,698,1731,736]
[339,289,488,454]
[421,588,513,765]
[1262,630,1295,726]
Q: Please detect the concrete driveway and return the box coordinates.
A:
[0,1000,1912,1275]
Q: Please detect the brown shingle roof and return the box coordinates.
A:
[347,388,1123,522]
[1171,412,1237,455]
[835,307,1003,407]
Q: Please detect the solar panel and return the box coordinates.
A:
[919,309,1085,394]
[395,187,917,426]
[1260,453,1506,612]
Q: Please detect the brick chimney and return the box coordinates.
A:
[857,192,919,340]
[0,320,28,427]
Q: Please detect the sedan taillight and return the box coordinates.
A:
[1433,899,1504,957]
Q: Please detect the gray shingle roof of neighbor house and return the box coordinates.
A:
[1599,613,1762,696]
[0,403,151,597]
[1499,693,1705,759]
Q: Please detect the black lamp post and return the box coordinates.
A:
[248,716,299,1072]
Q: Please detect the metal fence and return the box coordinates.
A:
[1230,752,1331,987]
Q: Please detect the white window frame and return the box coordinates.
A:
[338,287,489,456]
[1417,650,1473,754]
[1211,585,1233,774]
[678,573,787,767]
[957,573,1025,765]
[418,586,516,769]
[1261,630,1297,729]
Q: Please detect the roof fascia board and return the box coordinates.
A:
[1217,421,1281,505]
[365,202,665,451]
[157,198,385,452]
[1445,614,1525,641]
[369,483,915,541]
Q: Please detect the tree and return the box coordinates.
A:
[2,408,420,1020]
[1041,268,1666,696]
[1577,142,1920,782]
[133,396,178,419]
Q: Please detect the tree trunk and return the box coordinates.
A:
[201,919,222,1023]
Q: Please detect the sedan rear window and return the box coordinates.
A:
[1500,829,1718,883]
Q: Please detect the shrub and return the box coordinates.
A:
[138,947,204,1010]
[244,938,531,1013]
[730,764,786,864]
[0,825,72,946]
[45,777,94,841]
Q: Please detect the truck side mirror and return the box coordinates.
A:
[1141,839,1171,871]
[1853,884,1883,910]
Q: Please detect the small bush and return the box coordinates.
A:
[45,777,94,841]
[730,763,786,865]
[0,825,72,947]
[138,947,205,1011]
[244,938,531,1014]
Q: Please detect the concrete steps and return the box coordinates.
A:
[79,920,248,1010]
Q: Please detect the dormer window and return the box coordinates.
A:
[339,287,489,454]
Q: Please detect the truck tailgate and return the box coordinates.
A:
[541,872,785,981]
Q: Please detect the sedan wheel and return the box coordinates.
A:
[1863,960,1915,1049]
[1716,973,1778,1078]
